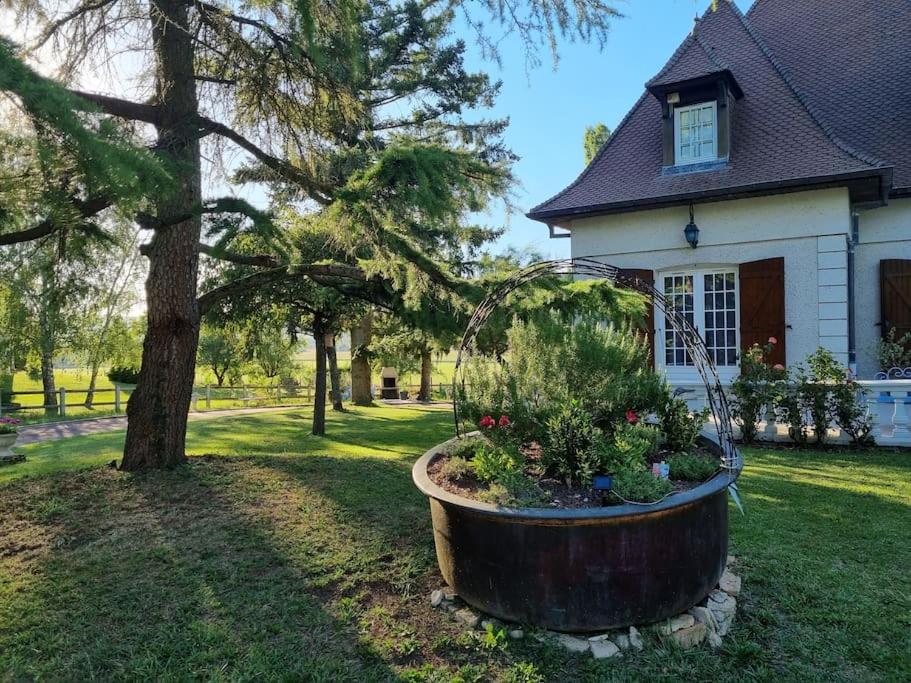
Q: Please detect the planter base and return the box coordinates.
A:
[430,556,742,656]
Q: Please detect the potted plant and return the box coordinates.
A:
[415,308,740,632]
[0,417,24,464]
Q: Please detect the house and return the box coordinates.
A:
[528,0,911,383]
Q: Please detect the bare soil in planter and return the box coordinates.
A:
[428,444,719,510]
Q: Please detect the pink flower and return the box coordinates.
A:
[498,415,511,427]
[625,410,638,424]
[479,415,495,429]
[773,364,785,371]
[768,337,778,345]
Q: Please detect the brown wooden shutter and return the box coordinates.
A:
[739,257,786,366]
[619,268,655,368]
[881,259,911,349]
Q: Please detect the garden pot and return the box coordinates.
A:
[413,434,739,633]
[0,432,23,464]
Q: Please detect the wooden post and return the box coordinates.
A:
[114,384,122,413]
[59,387,67,417]
[206,384,211,409]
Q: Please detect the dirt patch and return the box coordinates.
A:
[428,449,712,509]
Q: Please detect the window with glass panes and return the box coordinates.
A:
[660,269,739,370]
[674,102,717,164]
[663,274,695,367]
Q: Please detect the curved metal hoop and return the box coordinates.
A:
[452,257,742,474]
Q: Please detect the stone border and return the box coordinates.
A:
[430,556,741,659]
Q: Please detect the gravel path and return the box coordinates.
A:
[16,405,311,445]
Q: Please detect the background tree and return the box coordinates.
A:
[0,234,95,414]
[197,323,245,387]
[71,220,145,407]
[583,122,611,164]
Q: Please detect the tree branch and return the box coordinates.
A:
[194,115,333,205]
[30,0,120,51]
[198,243,283,268]
[0,196,111,246]
[198,263,390,315]
[67,89,159,124]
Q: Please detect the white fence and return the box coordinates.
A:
[677,380,911,447]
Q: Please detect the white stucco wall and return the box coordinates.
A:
[855,198,911,377]
[567,188,853,372]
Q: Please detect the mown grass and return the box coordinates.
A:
[1,407,908,681]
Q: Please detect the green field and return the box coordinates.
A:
[1,406,908,680]
[6,356,457,425]
[6,370,309,425]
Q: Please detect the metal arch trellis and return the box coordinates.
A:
[451,257,743,478]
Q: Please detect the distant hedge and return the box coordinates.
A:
[107,367,141,385]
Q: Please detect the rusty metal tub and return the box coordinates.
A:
[413,434,738,632]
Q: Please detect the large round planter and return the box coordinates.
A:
[0,432,21,463]
[413,435,738,633]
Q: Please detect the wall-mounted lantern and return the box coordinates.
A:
[684,203,699,248]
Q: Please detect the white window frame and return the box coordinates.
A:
[674,101,718,166]
[656,266,740,385]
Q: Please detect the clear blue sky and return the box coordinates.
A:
[464,0,752,259]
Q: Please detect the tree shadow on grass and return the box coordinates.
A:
[0,463,408,681]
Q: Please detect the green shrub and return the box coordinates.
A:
[107,366,141,385]
[542,401,602,486]
[470,444,522,483]
[730,340,785,444]
[595,422,661,475]
[459,314,669,445]
[478,471,548,508]
[774,383,809,444]
[832,382,873,446]
[440,456,472,480]
[443,436,485,460]
[657,393,709,453]
[667,453,719,481]
[611,470,673,504]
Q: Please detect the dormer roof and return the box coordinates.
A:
[528,0,893,224]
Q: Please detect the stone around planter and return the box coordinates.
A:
[590,639,620,659]
[612,633,631,650]
[628,626,644,651]
[430,589,445,607]
[454,608,481,629]
[657,613,695,635]
[719,570,742,596]
[508,628,524,640]
[671,623,707,648]
[556,633,591,653]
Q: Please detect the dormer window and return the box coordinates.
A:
[674,102,717,165]
[646,67,742,170]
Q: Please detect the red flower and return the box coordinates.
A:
[479,415,495,429]
[625,410,638,424]
[773,363,785,371]
[498,415,511,427]
[768,336,778,345]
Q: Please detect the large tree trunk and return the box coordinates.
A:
[326,333,344,411]
[121,0,202,470]
[418,347,432,402]
[312,321,327,435]
[350,311,373,406]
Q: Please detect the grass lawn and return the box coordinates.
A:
[1,406,909,681]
